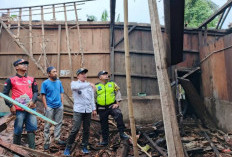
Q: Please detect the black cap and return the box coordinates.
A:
[98,71,108,77]
[13,59,29,67]
[76,68,88,75]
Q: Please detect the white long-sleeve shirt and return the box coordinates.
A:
[71,80,96,113]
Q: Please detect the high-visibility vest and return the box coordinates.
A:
[96,81,116,106]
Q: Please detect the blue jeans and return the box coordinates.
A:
[44,106,63,144]
[14,110,37,135]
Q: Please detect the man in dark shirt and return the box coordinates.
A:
[2,59,38,149]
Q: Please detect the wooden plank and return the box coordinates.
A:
[178,78,215,127]
[201,131,222,157]
[180,67,200,79]
[52,5,56,21]
[0,0,94,10]
[123,0,139,156]
[218,6,231,29]
[17,8,22,38]
[29,7,33,55]
[19,145,54,157]
[74,2,84,67]
[41,6,47,70]
[57,25,61,77]
[0,140,30,157]
[198,0,232,28]
[148,0,184,156]
[0,20,46,74]
[143,133,168,157]
[64,4,74,80]
[114,72,157,79]
[114,25,136,48]
[7,9,11,29]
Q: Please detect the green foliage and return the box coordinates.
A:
[101,9,109,21]
[10,15,17,21]
[86,14,97,21]
[185,0,219,28]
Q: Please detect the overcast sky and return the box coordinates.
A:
[0,0,231,28]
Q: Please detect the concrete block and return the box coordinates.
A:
[119,95,162,124]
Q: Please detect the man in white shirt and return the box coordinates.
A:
[64,68,96,155]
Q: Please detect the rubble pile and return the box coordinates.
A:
[1,114,232,156]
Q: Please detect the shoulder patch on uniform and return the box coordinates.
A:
[114,83,120,91]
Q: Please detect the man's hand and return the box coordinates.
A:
[10,106,16,114]
[28,101,36,109]
[90,83,96,91]
[92,110,97,117]
[112,103,119,109]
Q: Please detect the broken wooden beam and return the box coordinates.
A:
[0,114,16,132]
[64,3,74,80]
[178,78,215,128]
[148,0,184,156]
[109,120,151,157]
[202,131,222,157]
[0,19,46,74]
[0,139,30,157]
[116,140,129,157]
[180,67,200,79]
[19,145,54,157]
[143,133,168,157]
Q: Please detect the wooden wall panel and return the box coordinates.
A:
[0,24,204,97]
[224,35,232,101]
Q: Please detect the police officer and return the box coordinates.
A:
[95,71,129,146]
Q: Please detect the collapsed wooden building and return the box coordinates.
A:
[1,0,232,156]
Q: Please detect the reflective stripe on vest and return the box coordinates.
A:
[96,82,115,106]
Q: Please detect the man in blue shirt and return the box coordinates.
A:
[41,66,66,150]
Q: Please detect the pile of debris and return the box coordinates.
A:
[1,113,232,156]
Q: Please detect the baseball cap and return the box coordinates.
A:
[13,59,29,67]
[76,68,88,75]
[98,71,108,77]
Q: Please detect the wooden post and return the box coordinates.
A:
[64,4,74,80]
[52,5,56,21]
[123,0,139,156]
[74,2,84,67]
[57,25,61,78]
[7,9,11,29]
[17,8,22,38]
[110,0,116,80]
[29,7,33,56]
[41,6,47,70]
[148,0,184,157]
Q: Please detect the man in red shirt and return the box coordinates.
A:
[2,59,38,149]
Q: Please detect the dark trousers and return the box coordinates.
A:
[66,112,91,147]
[98,107,125,142]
